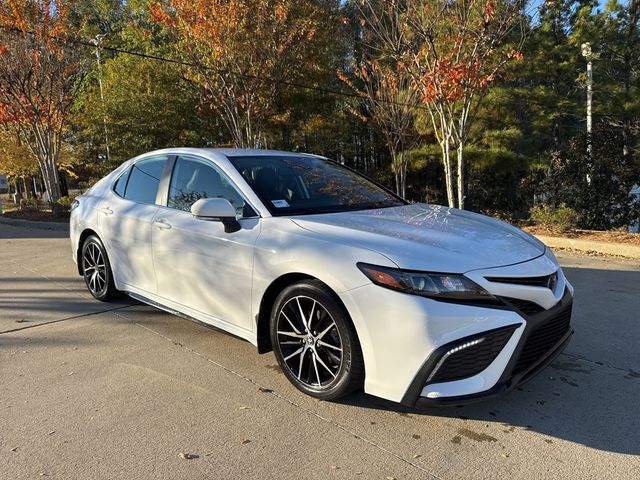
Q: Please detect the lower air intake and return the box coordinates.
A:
[427,326,518,384]
[513,304,572,375]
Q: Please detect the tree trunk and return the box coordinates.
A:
[400,153,407,199]
[390,147,401,196]
[441,140,456,208]
[22,178,30,200]
[397,151,407,199]
[38,152,62,208]
[457,142,465,210]
[394,169,401,197]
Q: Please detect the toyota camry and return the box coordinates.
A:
[70,148,573,407]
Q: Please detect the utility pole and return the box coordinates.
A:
[91,34,111,163]
[581,42,595,184]
[586,58,592,136]
[581,43,593,143]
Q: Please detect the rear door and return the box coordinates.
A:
[100,155,170,294]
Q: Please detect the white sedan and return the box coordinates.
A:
[70,148,573,406]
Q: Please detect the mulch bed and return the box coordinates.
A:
[2,209,69,222]
[523,226,640,246]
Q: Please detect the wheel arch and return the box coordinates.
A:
[255,273,355,355]
[76,228,100,275]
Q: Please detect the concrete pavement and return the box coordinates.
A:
[1,223,639,479]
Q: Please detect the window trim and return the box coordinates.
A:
[162,153,261,219]
[156,155,177,206]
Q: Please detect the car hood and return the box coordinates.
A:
[290,203,545,273]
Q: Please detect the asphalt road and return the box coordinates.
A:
[1,222,639,479]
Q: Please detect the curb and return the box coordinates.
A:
[535,234,640,259]
[0,216,69,233]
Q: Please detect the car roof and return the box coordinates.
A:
[132,147,324,163]
[203,148,322,158]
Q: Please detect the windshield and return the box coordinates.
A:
[229,155,406,216]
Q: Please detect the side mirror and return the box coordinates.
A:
[191,198,241,233]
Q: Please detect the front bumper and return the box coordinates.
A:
[339,256,573,406]
[404,287,573,407]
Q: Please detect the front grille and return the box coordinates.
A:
[428,326,517,384]
[486,272,557,290]
[503,298,545,316]
[513,304,572,374]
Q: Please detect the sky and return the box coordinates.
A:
[529,0,623,10]
[527,0,624,24]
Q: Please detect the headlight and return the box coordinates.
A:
[357,263,495,301]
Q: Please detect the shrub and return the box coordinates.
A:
[20,197,40,212]
[56,195,74,213]
[538,126,640,230]
[530,203,578,233]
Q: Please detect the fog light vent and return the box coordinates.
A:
[426,326,518,384]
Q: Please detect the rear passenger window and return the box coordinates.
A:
[113,168,130,198]
[123,156,168,204]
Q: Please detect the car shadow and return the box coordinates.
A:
[337,262,640,456]
[338,353,639,455]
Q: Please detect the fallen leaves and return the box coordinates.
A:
[178,452,198,460]
[241,439,251,445]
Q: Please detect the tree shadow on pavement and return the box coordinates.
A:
[0,222,68,239]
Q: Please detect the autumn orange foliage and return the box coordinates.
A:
[0,0,69,52]
[409,0,523,105]
[0,0,80,204]
[348,0,525,209]
[149,0,329,147]
[0,0,75,126]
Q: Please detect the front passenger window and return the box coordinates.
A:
[168,156,251,218]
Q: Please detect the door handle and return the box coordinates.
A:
[153,219,172,230]
[101,206,113,215]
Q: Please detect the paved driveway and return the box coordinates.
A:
[1,223,639,479]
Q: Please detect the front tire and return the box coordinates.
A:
[81,235,117,301]
[270,280,364,400]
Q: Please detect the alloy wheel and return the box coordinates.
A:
[276,295,343,388]
[83,242,107,296]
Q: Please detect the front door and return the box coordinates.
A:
[152,155,260,332]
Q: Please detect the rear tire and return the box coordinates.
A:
[81,235,118,301]
[270,280,364,400]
